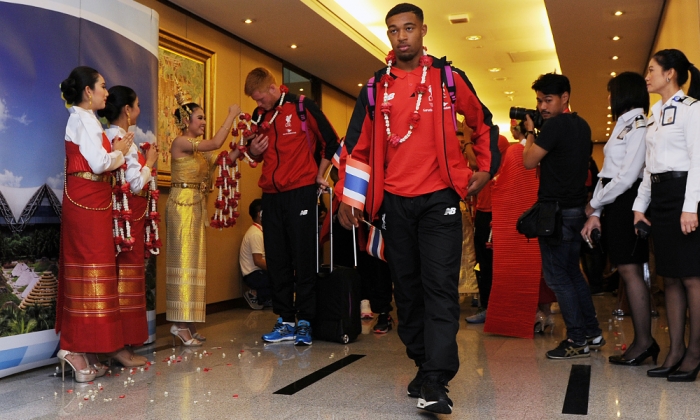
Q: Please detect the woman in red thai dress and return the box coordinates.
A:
[99,85,158,367]
[57,67,132,382]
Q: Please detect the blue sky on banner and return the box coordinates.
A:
[0,1,157,189]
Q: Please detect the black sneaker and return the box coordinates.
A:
[373,313,393,334]
[546,339,590,359]
[417,379,453,414]
[586,335,606,349]
[407,369,424,398]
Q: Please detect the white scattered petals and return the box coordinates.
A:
[78,403,83,408]
[164,391,169,397]
[222,353,226,358]
[197,367,201,372]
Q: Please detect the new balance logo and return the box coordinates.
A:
[444,207,457,215]
[300,210,308,216]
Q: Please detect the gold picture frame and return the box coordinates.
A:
[156,30,215,186]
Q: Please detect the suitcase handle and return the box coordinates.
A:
[316,187,357,273]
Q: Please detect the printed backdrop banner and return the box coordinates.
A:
[0,0,159,378]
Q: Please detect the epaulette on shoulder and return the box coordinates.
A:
[634,114,646,128]
[681,96,698,106]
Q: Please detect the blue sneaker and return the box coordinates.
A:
[294,320,313,346]
[262,317,295,343]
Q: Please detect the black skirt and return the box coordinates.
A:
[649,176,700,277]
[601,179,649,265]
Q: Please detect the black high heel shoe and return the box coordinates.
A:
[667,361,700,382]
[609,340,660,366]
[647,358,683,378]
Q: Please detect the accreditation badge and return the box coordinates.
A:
[662,106,677,126]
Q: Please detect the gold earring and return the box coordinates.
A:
[126,110,131,127]
[666,77,671,82]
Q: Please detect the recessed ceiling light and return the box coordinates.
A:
[607,121,612,124]
[607,127,611,130]
[243,18,254,24]
[358,83,363,87]
[466,35,482,41]
[299,88,304,91]
[290,44,298,49]
[504,91,514,95]
[612,56,619,60]
[614,11,623,16]
[488,67,501,73]
[608,106,611,110]
[607,114,612,117]
[610,72,617,76]
[612,36,620,41]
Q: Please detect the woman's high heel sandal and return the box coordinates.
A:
[57,350,96,383]
[192,332,207,342]
[108,348,147,367]
[170,325,203,347]
[609,339,660,366]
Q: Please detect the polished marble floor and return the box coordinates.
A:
[1,294,699,419]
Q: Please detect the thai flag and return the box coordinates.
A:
[366,224,386,261]
[342,156,371,209]
[331,139,344,169]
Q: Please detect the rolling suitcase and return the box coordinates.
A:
[314,187,361,344]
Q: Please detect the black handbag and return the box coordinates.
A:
[517,201,560,238]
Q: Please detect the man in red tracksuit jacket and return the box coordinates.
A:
[245,67,339,346]
[337,3,499,415]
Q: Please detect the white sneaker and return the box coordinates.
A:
[360,299,373,319]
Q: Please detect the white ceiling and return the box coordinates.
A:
[167,0,664,142]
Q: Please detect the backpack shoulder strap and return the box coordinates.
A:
[296,95,313,155]
[441,63,458,133]
[367,76,377,120]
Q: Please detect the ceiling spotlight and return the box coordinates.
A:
[607,121,612,124]
[466,35,482,41]
[607,114,612,118]
[607,127,611,130]
[608,106,611,110]
[612,36,620,41]
[358,83,363,87]
[610,72,617,76]
[504,91,514,95]
[612,56,619,60]
[243,18,254,24]
[299,88,304,91]
[290,44,298,49]
[614,11,623,16]
[488,67,501,73]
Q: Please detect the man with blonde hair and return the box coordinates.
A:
[245,67,340,346]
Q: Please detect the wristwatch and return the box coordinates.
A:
[526,131,535,136]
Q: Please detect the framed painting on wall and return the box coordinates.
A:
[157,30,215,186]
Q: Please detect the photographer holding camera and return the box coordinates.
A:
[521,73,604,359]
[581,72,654,367]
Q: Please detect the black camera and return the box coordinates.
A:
[635,221,651,240]
[510,107,544,129]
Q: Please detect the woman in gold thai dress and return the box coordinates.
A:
[167,100,242,345]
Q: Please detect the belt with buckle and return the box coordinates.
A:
[171,182,207,192]
[133,189,149,198]
[69,172,113,183]
[650,171,687,183]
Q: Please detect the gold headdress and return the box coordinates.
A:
[174,80,193,131]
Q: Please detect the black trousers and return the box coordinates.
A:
[473,210,493,309]
[383,189,462,382]
[333,218,393,314]
[261,185,317,322]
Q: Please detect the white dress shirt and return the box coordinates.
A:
[65,106,124,173]
[633,90,700,213]
[590,108,647,217]
[105,126,152,194]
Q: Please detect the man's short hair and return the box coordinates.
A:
[244,68,276,96]
[385,3,423,23]
[532,73,570,96]
[249,198,262,220]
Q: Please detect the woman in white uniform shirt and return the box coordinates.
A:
[633,49,700,381]
[582,72,653,366]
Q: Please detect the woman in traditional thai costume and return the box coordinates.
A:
[167,95,242,346]
[98,85,158,366]
[57,67,132,382]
